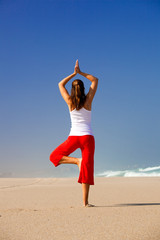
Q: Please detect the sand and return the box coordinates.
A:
[0,177,160,240]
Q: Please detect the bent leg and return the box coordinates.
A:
[50,136,81,167]
[59,156,82,170]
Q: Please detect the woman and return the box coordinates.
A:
[50,60,98,207]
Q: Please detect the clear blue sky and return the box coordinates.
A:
[0,0,160,177]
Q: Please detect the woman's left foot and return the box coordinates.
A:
[83,203,95,207]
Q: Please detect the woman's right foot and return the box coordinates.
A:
[77,158,82,171]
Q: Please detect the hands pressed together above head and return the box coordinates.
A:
[74,59,81,74]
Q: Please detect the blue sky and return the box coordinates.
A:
[0,0,160,177]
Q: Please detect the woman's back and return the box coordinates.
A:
[69,107,93,136]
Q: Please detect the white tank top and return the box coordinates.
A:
[69,107,93,136]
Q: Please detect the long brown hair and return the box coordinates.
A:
[70,79,86,110]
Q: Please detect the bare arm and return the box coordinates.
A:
[58,60,80,105]
[79,71,98,104]
[58,72,76,105]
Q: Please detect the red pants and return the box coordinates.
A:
[50,135,95,185]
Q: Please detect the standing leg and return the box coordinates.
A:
[78,135,95,207]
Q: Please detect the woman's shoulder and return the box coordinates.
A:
[67,99,73,112]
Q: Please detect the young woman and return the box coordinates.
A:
[50,60,98,207]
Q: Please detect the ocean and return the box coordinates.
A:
[96,165,160,177]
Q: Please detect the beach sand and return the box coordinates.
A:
[0,177,160,240]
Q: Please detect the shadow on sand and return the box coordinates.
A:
[94,203,160,207]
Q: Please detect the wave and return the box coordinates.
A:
[96,165,160,177]
[139,166,160,172]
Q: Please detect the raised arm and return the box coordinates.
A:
[78,65,98,104]
[58,61,80,105]
[58,72,76,105]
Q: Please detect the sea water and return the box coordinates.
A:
[96,165,160,177]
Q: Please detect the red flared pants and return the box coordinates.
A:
[50,135,95,185]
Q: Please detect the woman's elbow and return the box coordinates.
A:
[92,77,98,83]
[95,77,99,83]
[58,82,63,88]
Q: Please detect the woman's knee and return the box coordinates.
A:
[50,149,58,163]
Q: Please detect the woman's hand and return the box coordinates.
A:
[74,59,81,74]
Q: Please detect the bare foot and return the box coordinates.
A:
[83,203,95,207]
[77,158,82,171]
